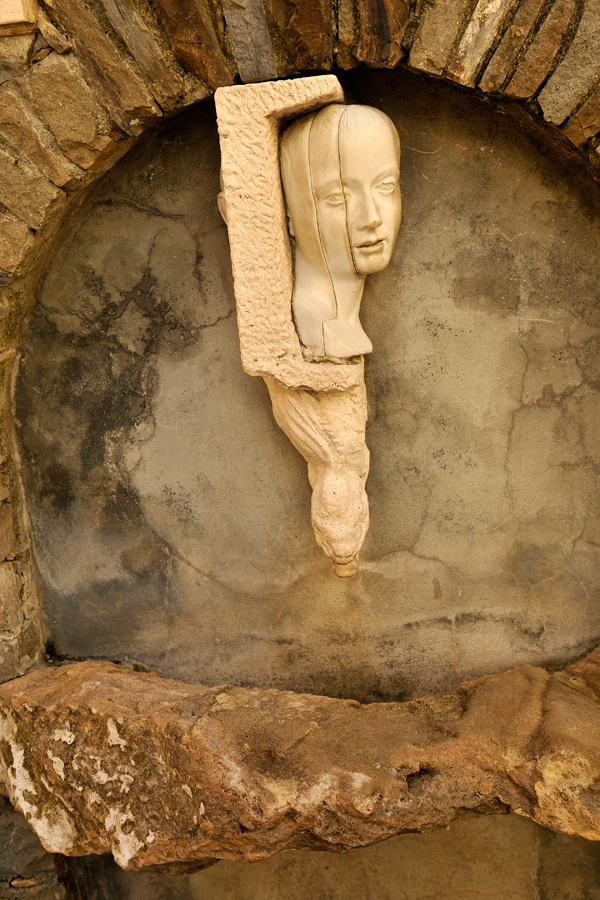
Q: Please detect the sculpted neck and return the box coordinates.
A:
[292,248,371,359]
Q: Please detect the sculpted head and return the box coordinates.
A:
[280,104,401,357]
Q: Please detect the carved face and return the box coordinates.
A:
[340,119,401,276]
[281,104,401,281]
[311,111,401,278]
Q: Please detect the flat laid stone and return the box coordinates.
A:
[47,0,161,134]
[409,0,473,75]
[265,0,333,70]
[0,83,81,187]
[97,0,183,110]
[2,651,600,871]
[152,0,234,89]
[539,0,600,124]
[354,0,409,68]
[221,0,277,83]
[0,213,33,275]
[0,143,63,230]
[0,32,35,83]
[336,0,358,68]
[35,6,72,54]
[447,0,519,87]
[562,85,600,145]
[27,53,120,171]
[504,0,577,100]
[479,0,547,93]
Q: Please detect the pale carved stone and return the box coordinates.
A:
[215,76,401,574]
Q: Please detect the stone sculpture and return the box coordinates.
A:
[215,76,401,575]
[280,103,401,358]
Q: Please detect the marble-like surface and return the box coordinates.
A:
[16,69,600,700]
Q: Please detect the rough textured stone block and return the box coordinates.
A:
[2,652,600,871]
[97,0,183,110]
[504,0,577,100]
[0,0,34,25]
[0,32,35,82]
[447,0,519,87]
[0,563,22,633]
[354,0,409,67]
[538,0,600,124]
[0,83,81,187]
[479,0,547,93]
[0,143,63,229]
[221,0,277,83]
[265,0,333,70]
[0,213,34,275]
[562,85,600,146]
[27,52,121,170]
[152,0,234,89]
[409,0,473,75]
[46,0,161,134]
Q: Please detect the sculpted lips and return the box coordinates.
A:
[355,237,386,250]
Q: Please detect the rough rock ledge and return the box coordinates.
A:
[0,653,599,875]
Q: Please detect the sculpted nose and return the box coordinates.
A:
[358,191,382,229]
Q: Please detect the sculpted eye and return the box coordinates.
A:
[378,179,397,194]
[324,191,346,206]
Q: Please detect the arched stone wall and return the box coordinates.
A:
[0,0,599,875]
[0,0,599,682]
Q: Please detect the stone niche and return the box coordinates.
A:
[16,67,600,704]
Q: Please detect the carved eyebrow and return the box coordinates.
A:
[314,179,345,198]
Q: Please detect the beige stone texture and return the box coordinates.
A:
[27,52,119,170]
[446,0,518,87]
[409,0,473,75]
[0,141,64,229]
[0,212,33,274]
[479,0,548,93]
[0,82,82,186]
[504,0,577,100]
[0,0,36,27]
[215,76,362,391]
[538,0,600,124]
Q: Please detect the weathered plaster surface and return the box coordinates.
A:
[15,70,600,701]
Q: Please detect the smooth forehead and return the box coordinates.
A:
[309,107,399,185]
[339,106,400,158]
